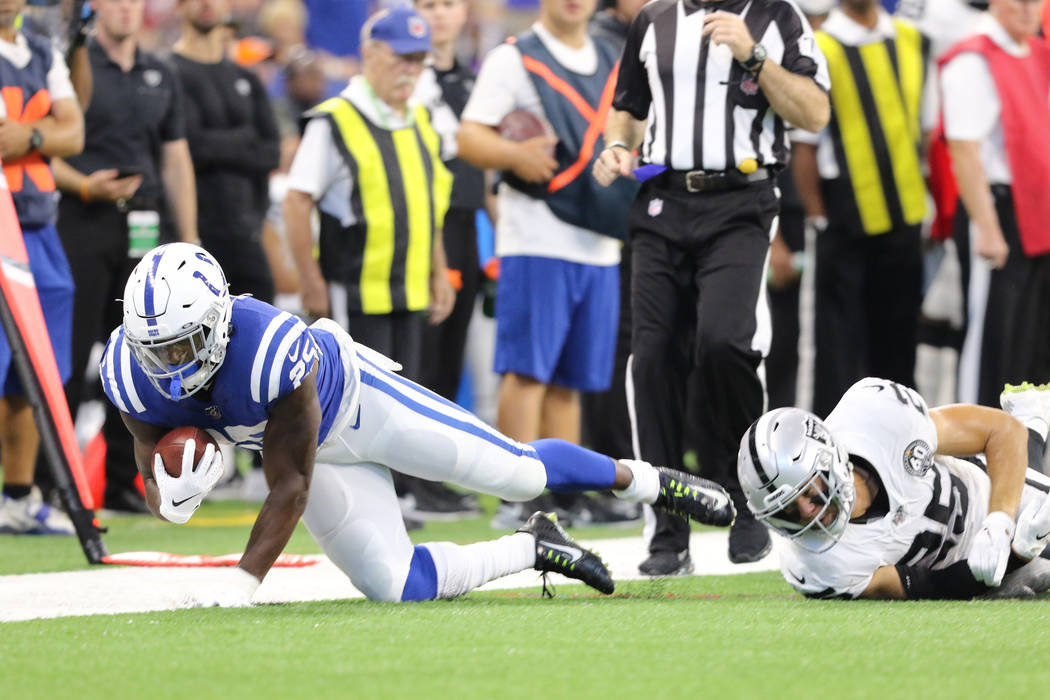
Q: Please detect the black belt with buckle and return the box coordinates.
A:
[658,167,774,193]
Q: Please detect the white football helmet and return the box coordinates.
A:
[737,408,856,552]
[122,243,233,401]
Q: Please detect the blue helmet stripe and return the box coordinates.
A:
[144,250,164,327]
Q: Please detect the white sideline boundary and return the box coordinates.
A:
[0,530,784,623]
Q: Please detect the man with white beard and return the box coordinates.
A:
[285,5,456,389]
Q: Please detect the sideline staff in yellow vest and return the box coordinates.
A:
[284,6,454,380]
[792,0,934,417]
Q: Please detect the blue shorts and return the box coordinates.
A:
[493,256,618,392]
[0,223,74,397]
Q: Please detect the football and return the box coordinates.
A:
[498,108,554,151]
[153,426,217,478]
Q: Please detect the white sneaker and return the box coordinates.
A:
[0,487,76,535]
[1000,382,1050,439]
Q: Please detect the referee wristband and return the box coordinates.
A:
[606,140,631,152]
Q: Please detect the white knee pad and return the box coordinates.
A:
[330,520,407,602]
[302,464,411,602]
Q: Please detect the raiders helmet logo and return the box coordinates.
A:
[903,439,933,477]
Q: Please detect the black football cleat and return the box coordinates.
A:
[517,511,615,595]
[653,468,736,527]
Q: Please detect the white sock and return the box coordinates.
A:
[613,459,661,504]
[423,532,535,599]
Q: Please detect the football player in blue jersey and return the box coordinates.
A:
[100,242,736,606]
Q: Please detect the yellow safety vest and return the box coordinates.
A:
[816,20,928,235]
[313,97,452,314]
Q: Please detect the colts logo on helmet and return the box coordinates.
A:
[192,270,223,296]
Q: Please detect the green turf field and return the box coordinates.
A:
[4,500,1050,699]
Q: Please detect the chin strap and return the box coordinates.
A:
[166,361,198,400]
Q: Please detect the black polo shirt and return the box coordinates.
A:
[65,39,185,209]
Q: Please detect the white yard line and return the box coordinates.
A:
[0,530,783,623]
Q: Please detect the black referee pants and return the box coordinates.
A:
[956,186,1050,407]
[812,220,922,418]
[629,182,778,554]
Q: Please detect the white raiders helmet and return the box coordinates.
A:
[737,408,856,552]
[122,243,233,401]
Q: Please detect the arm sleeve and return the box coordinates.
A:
[611,12,653,120]
[941,52,1000,142]
[159,64,186,143]
[774,1,831,91]
[256,319,322,407]
[461,44,528,127]
[46,47,75,102]
[286,118,350,200]
[246,69,281,172]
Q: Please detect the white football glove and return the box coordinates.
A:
[152,439,225,524]
[183,567,260,608]
[967,510,1015,586]
[1012,493,1050,560]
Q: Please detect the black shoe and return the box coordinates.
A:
[727,498,772,564]
[638,550,694,576]
[491,494,573,530]
[653,468,735,527]
[569,494,642,527]
[517,511,615,595]
[103,486,150,514]
[406,481,482,521]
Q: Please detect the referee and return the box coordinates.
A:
[594,0,831,571]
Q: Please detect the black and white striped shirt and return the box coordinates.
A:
[613,0,830,172]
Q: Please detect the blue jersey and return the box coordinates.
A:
[100,297,347,450]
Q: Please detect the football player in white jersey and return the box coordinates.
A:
[737,377,1050,599]
[101,243,735,606]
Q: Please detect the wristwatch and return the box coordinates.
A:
[742,43,768,73]
[28,128,44,152]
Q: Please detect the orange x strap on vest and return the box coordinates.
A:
[519,55,620,195]
[1,86,56,193]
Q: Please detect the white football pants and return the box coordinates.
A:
[301,349,546,601]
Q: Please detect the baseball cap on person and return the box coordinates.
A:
[364,5,431,55]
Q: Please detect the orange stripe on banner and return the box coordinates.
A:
[547,65,620,194]
[521,55,597,123]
